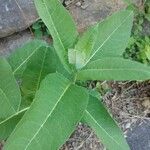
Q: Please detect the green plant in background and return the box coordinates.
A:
[1,0,150,150]
[136,36,150,63]
[31,1,67,38]
[32,19,50,38]
[123,0,150,64]
[144,0,150,21]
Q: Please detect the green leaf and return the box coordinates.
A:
[21,46,56,97]
[0,107,29,140]
[34,0,78,73]
[32,22,41,30]
[4,73,88,150]
[7,40,48,77]
[71,10,133,69]
[145,45,150,60]
[34,30,43,38]
[0,57,21,119]
[122,0,133,5]
[83,95,130,150]
[76,57,150,81]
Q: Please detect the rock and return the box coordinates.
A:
[143,20,150,36]
[0,0,38,38]
[0,0,142,38]
[127,119,150,150]
[0,30,33,56]
[68,0,126,32]
[0,0,127,38]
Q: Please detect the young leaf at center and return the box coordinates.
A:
[70,10,133,69]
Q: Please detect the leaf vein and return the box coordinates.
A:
[84,12,133,67]
[24,83,71,150]
[85,110,122,147]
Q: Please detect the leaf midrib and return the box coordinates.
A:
[13,45,43,74]
[80,68,150,74]
[0,107,29,125]
[41,0,71,73]
[42,0,65,54]
[85,110,122,148]
[83,12,133,67]
[24,83,71,150]
[35,48,48,92]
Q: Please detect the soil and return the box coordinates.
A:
[60,81,150,150]
[61,123,105,150]
[103,81,150,128]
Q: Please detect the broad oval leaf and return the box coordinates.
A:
[76,58,150,81]
[71,10,133,69]
[21,46,56,97]
[7,40,48,77]
[34,0,78,73]
[0,57,21,119]
[4,73,88,150]
[83,95,130,150]
[0,107,29,140]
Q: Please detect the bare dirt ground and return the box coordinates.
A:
[61,81,150,150]
[103,81,150,129]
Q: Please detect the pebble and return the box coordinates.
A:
[75,2,82,7]
[65,0,72,6]
[125,122,131,129]
[142,99,150,108]
[81,3,89,10]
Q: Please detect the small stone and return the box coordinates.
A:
[65,1,72,6]
[142,99,150,108]
[81,3,89,10]
[125,122,131,129]
[75,2,82,7]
